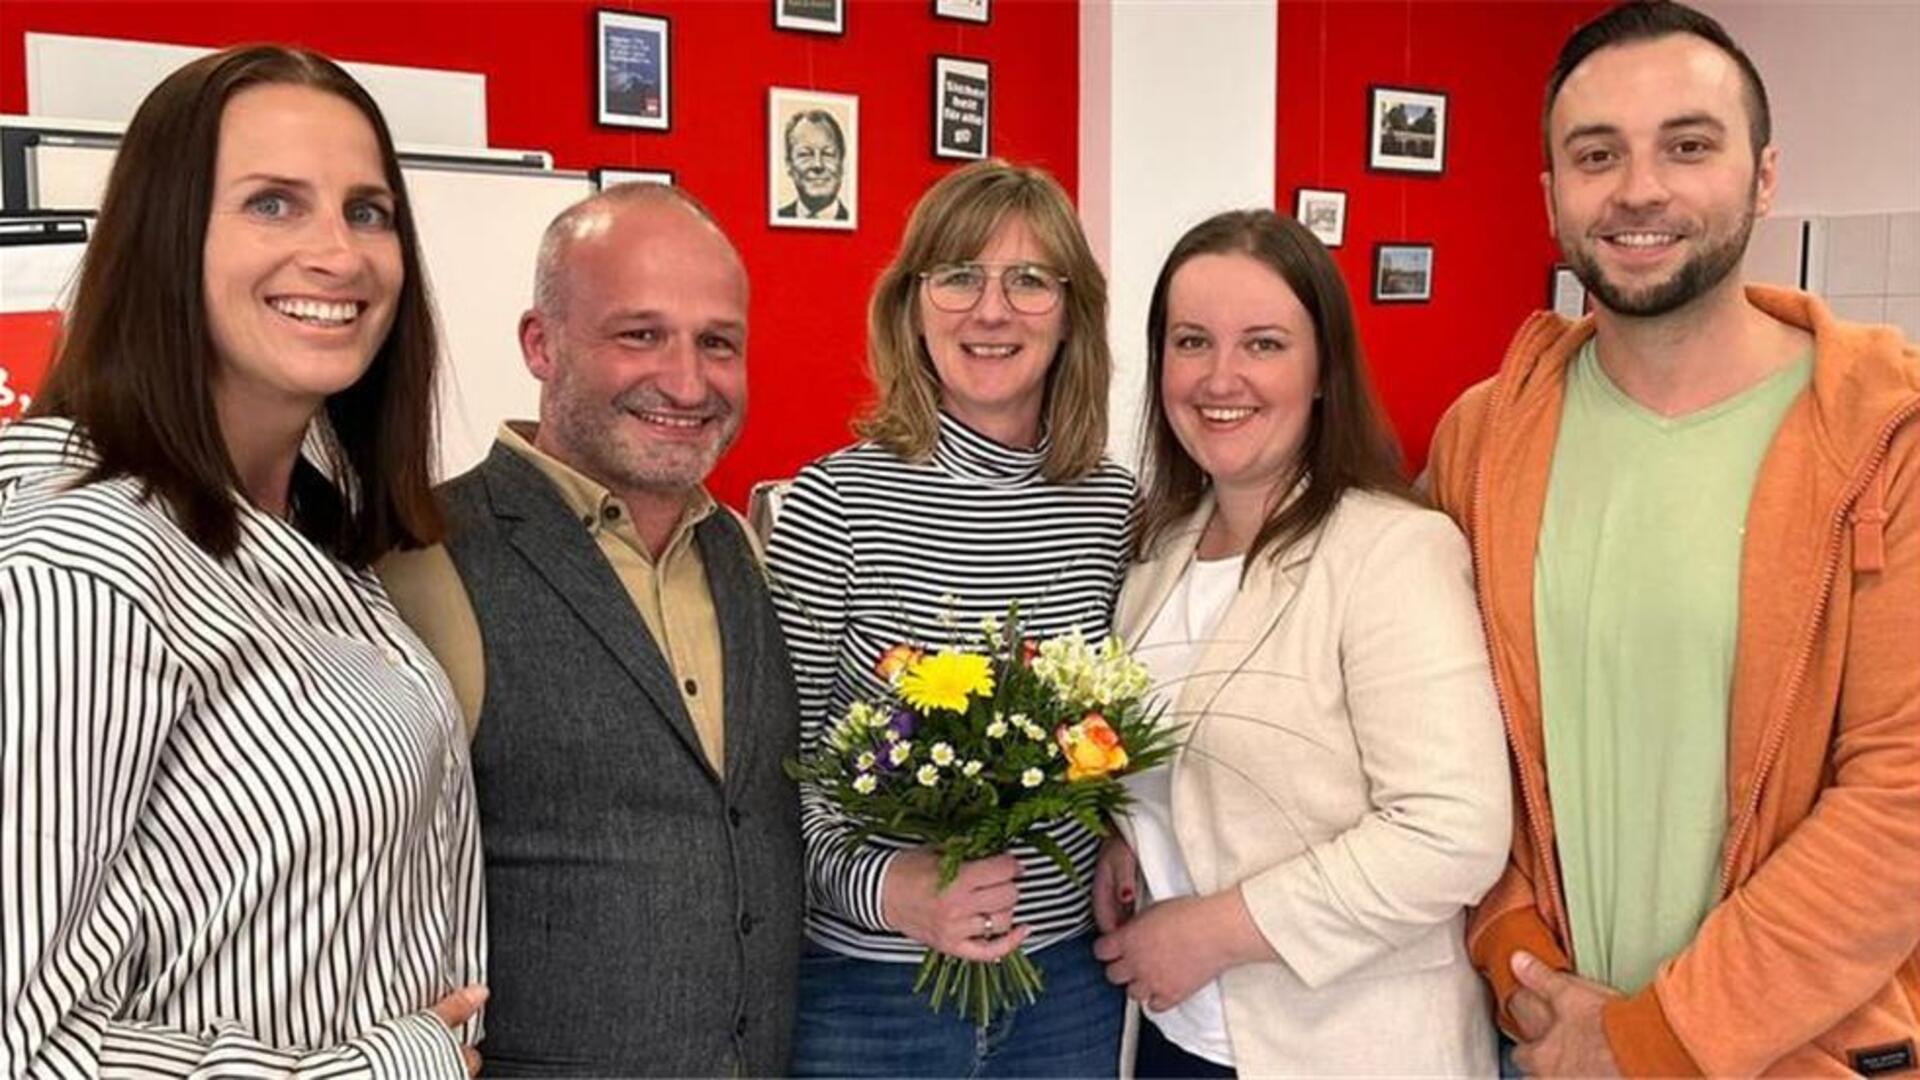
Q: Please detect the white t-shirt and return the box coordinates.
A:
[1124,553,1244,1066]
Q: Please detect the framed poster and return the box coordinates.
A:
[1373,243,1434,303]
[933,0,989,24]
[1368,85,1446,175]
[596,10,670,131]
[773,0,844,35]
[933,56,990,161]
[594,167,676,191]
[1293,188,1347,248]
[769,87,858,231]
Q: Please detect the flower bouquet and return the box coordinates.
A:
[786,607,1177,1026]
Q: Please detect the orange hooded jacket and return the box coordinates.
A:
[1427,286,1920,1076]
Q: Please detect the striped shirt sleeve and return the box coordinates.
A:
[764,464,898,932]
[0,563,464,1079]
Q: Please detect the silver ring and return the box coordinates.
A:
[981,913,997,937]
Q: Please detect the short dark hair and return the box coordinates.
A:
[31,44,443,567]
[783,109,845,160]
[1543,1,1771,167]
[1135,209,1414,565]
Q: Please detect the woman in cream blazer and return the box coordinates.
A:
[1093,210,1510,1077]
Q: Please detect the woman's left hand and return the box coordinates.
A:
[1093,889,1268,1012]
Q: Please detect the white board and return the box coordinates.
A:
[25,32,489,149]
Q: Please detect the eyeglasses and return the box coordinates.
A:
[918,262,1069,315]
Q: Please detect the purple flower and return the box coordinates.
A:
[887,708,918,741]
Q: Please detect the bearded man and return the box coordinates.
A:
[380,183,802,1077]
[1425,2,1920,1076]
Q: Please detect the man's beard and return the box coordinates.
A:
[546,374,740,495]
[1562,205,1755,319]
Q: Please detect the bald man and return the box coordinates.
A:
[380,185,802,1077]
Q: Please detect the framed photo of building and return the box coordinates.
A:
[1293,187,1347,248]
[596,10,670,131]
[1550,264,1590,318]
[933,0,990,24]
[774,0,844,35]
[769,87,858,231]
[1368,85,1446,175]
[594,167,675,191]
[933,56,990,161]
[1373,243,1434,303]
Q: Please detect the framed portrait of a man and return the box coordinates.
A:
[769,87,858,231]
[596,10,670,131]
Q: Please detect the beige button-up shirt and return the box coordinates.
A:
[379,423,732,774]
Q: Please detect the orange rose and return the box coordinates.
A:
[1055,712,1130,782]
[875,644,923,684]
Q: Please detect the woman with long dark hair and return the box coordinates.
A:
[1093,209,1509,1076]
[0,46,484,1076]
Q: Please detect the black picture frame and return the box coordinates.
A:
[594,167,676,191]
[595,9,670,131]
[1373,242,1434,303]
[1293,187,1347,248]
[932,0,990,24]
[773,0,845,35]
[1367,84,1447,175]
[933,55,991,161]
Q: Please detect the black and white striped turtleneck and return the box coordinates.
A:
[766,412,1136,961]
[0,418,485,1078]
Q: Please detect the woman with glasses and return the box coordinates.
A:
[766,159,1134,1077]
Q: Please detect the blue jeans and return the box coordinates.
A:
[792,932,1124,1078]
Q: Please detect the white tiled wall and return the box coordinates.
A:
[1807,211,1920,340]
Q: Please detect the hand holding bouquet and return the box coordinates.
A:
[787,607,1176,1026]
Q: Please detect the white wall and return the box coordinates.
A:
[1080,0,1277,471]
[1700,1,1920,218]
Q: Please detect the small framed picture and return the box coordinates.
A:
[1293,188,1347,248]
[596,10,670,131]
[933,0,990,23]
[1373,243,1434,303]
[594,167,675,191]
[773,0,844,35]
[769,87,858,231]
[933,56,990,161]
[1368,85,1446,175]
[1550,264,1590,318]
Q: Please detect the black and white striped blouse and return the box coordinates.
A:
[766,412,1136,962]
[0,418,485,1078]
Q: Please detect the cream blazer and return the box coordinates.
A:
[1115,489,1509,1077]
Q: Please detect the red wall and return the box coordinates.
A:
[1276,0,1603,473]
[0,0,1080,506]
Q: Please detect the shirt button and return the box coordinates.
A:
[684,678,699,696]
[601,503,621,522]
[734,1015,749,1038]
[580,512,596,528]
[738,912,755,935]
[727,807,743,828]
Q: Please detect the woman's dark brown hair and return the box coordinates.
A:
[1135,209,1415,564]
[31,44,442,567]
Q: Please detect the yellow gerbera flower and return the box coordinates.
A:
[897,650,994,714]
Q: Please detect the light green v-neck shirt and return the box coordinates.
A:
[1535,340,1810,994]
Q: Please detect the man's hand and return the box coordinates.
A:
[1094,889,1264,1012]
[1092,834,1137,934]
[1508,951,1623,1077]
[881,849,1031,961]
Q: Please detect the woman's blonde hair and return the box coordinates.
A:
[856,159,1110,482]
